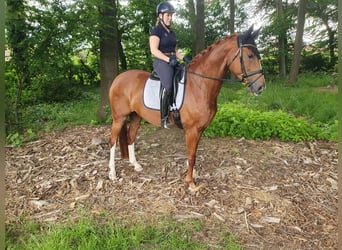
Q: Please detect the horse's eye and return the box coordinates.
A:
[248,54,254,59]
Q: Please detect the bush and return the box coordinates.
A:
[204,102,336,141]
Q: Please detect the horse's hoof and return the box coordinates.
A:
[189,183,206,193]
[134,165,143,172]
[109,173,118,181]
[188,182,197,192]
[132,162,143,172]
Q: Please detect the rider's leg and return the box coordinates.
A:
[160,87,172,129]
[153,58,174,129]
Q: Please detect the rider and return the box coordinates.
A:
[149,1,191,129]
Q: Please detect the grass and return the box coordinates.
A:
[218,73,338,124]
[21,89,102,132]
[5,215,241,250]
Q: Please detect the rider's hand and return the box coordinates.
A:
[183,57,191,64]
[168,57,178,67]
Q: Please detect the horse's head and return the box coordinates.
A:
[228,26,266,95]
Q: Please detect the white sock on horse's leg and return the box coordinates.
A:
[109,144,117,180]
[128,143,143,171]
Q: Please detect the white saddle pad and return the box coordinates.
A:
[143,74,186,111]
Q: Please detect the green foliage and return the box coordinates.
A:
[6,216,235,250]
[301,50,332,72]
[5,0,101,105]
[202,0,248,45]
[211,74,338,141]
[118,0,159,71]
[5,73,338,144]
[221,233,243,250]
[24,90,100,129]
[218,73,337,125]
[6,129,36,147]
[204,102,336,141]
[6,132,24,147]
[5,88,101,140]
[257,0,338,75]
[4,0,338,143]
[257,78,337,125]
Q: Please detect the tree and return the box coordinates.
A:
[97,0,119,121]
[195,0,205,53]
[256,0,297,76]
[5,0,30,131]
[288,0,306,84]
[116,0,160,71]
[306,0,338,67]
[229,0,235,34]
[277,0,287,77]
[185,0,197,57]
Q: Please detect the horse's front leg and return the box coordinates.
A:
[184,129,203,191]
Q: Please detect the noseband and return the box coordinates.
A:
[227,36,264,88]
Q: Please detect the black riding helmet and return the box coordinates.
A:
[156,2,175,16]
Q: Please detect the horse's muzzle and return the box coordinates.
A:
[248,81,266,96]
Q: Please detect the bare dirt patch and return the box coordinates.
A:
[313,85,338,93]
[5,125,337,249]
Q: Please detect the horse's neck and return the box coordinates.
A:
[188,38,235,102]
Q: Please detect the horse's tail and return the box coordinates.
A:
[118,120,129,159]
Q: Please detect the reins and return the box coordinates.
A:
[187,36,264,87]
[186,70,241,83]
[186,46,241,83]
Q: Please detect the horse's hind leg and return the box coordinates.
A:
[127,112,143,171]
[108,118,126,180]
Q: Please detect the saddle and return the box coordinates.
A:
[146,65,187,129]
[150,65,186,104]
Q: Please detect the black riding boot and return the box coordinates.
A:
[160,88,172,129]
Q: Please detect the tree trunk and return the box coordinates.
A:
[288,0,306,84]
[325,25,337,66]
[97,0,119,121]
[195,0,205,53]
[229,0,235,34]
[277,0,286,78]
[187,0,197,57]
[229,0,237,80]
[118,29,127,71]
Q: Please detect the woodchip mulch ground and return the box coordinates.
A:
[5,125,338,249]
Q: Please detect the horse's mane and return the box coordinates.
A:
[189,34,238,66]
[189,26,260,66]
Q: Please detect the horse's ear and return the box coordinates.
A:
[240,25,260,45]
[246,25,254,36]
[240,25,254,43]
[252,27,261,39]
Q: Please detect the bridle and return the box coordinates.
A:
[187,36,264,87]
[235,36,264,87]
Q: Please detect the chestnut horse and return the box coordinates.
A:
[108,27,265,191]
